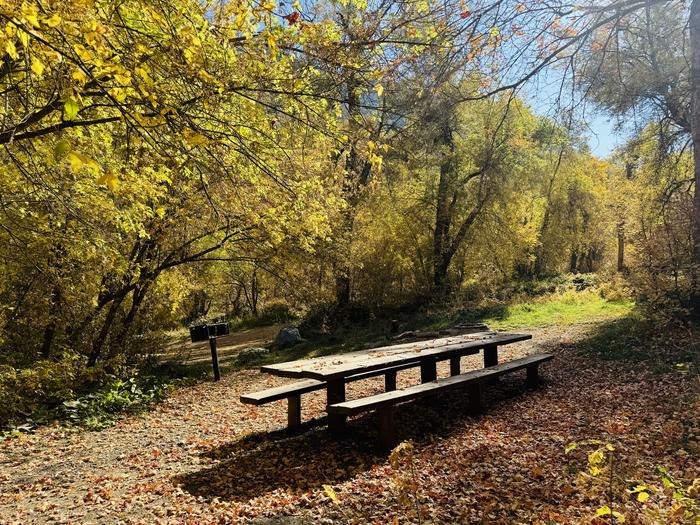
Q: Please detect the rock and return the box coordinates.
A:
[237,347,270,361]
[275,327,302,348]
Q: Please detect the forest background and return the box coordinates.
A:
[0,0,696,428]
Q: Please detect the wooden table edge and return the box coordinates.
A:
[261,333,533,381]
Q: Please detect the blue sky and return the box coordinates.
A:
[585,114,624,159]
[521,68,630,159]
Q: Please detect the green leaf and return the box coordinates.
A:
[64,97,80,120]
[53,139,71,159]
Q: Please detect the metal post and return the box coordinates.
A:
[209,337,221,381]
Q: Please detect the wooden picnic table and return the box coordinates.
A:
[261,331,532,431]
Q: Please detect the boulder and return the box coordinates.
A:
[275,327,302,348]
[238,347,271,361]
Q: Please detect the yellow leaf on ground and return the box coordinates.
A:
[322,484,338,503]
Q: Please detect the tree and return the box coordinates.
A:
[449,0,698,313]
[0,0,343,363]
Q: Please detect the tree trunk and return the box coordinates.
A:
[40,285,61,358]
[617,223,626,272]
[533,148,564,277]
[690,0,700,314]
[569,251,578,274]
[432,123,455,297]
[113,282,151,348]
[333,74,371,308]
[87,292,127,367]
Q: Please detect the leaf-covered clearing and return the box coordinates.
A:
[1,320,697,524]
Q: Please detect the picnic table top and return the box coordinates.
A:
[261,331,532,381]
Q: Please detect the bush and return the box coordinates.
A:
[0,357,86,427]
[58,376,172,430]
[598,275,633,302]
[0,355,171,431]
[257,301,295,324]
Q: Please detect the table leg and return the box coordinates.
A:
[468,383,482,415]
[288,394,301,429]
[526,364,539,388]
[484,344,498,367]
[385,370,397,391]
[326,378,346,433]
[378,406,396,450]
[450,356,461,376]
[420,359,437,383]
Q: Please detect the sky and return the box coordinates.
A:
[584,113,626,159]
[522,69,628,160]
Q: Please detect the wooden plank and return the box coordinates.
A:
[420,359,437,382]
[241,362,426,405]
[328,354,553,416]
[240,379,323,405]
[260,332,503,375]
[350,361,417,381]
[299,338,520,381]
[265,333,532,381]
[270,333,495,370]
[484,344,498,367]
[261,332,529,378]
[450,356,461,376]
[288,395,301,428]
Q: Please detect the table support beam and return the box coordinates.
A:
[526,364,539,388]
[450,356,461,376]
[288,394,301,429]
[378,406,396,450]
[385,370,397,391]
[484,344,498,368]
[326,379,346,433]
[420,359,437,383]
[468,383,482,415]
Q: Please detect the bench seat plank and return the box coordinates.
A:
[240,361,434,406]
[240,379,323,405]
[328,353,553,416]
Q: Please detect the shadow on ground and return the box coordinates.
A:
[174,374,536,503]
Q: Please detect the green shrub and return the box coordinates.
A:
[0,355,171,431]
[0,357,85,427]
[58,376,172,430]
[257,301,295,324]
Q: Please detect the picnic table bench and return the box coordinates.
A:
[241,331,552,447]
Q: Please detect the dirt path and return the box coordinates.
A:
[1,322,697,524]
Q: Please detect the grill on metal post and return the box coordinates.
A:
[189,322,229,381]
